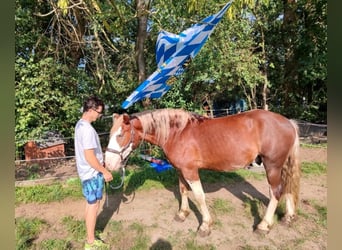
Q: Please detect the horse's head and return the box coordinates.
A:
[105,113,135,171]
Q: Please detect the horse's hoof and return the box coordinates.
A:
[198,228,211,237]
[174,210,189,222]
[197,221,212,237]
[281,214,297,226]
[174,214,185,222]
[255,219,272,234]
[254,227,269,235]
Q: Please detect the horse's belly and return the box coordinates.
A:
[201,158,252,172]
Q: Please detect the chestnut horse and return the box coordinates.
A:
[105,108,300,236]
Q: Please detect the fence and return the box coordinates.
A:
[296,120,327,144]
[15,115,114,183]
[15,112,327,183]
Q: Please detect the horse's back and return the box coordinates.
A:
[198,109,294,163]
[238,109,297,157]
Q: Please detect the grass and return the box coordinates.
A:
[15,147,327,249]
[15,217,46,250]
[301,162,327,176]
[128,223,150,250]
[15,159,266,205]
[300,142,327,149]
[16,161,326,205]
[184,238,216,250]
[314,203,327,227]
[300,199,327,228]
[15,178,83,205]
[100,221,151,249]
[27,164,40,180]
[38,239,72,249]
[62,216,87,241]
[167,230,216,250]
[243,196,265,222]
[211,198,234,215]
[200,168,265,183]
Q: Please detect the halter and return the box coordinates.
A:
[105,121,134,192]
[106,121,135,164]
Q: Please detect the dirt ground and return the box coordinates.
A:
[15,146,327,249]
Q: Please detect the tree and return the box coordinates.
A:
[15,0,88,151]
[266,0,327,122]
[296,0,327,122]
[135,0,151,108]
[282,0,299,109]
[15,0,327,155]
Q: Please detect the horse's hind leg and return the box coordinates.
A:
[175,174,191,222]
[282,193,296,225]
[256,165,282,233]
[186,179,212,237]
[256,185,279,233]
[258,171,297,231]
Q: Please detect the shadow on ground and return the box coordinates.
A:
[96,166,270,233]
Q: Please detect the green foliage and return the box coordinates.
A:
[15,56,82,148]
[266,0,327,122]
[149,1,265,110]
[15,0,327,153]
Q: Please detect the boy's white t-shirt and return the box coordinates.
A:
[74,119,103,181]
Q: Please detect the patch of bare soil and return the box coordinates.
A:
[15,147,327,249]
[299,146,327,164]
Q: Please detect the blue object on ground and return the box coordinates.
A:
[150,162,173,173]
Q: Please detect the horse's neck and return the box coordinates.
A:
[131,118,160,147]
[139,132,161,147]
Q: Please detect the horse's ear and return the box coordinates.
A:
[122,113,130,124]
[112,113,120,123]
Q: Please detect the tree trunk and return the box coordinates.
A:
[259,25,269,110]
[282,0,299,108]
[135,0,150,108]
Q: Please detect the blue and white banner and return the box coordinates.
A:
[121,1,233,109]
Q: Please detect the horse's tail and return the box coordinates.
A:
[281,119,301,208]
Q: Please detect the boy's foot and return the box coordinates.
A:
[84,239,109,250]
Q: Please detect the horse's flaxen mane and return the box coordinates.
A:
[110,114,123,137]
[133,109,201,145]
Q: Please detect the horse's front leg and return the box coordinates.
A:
[186,179,213,237]
[175,174,191,222]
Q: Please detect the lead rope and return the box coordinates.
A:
[105,167,125,207]
[104,124,134,207]
[105,156,129,207]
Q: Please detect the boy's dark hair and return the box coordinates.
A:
[83,96,104,112]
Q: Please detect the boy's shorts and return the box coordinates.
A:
[82,172,104,204]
